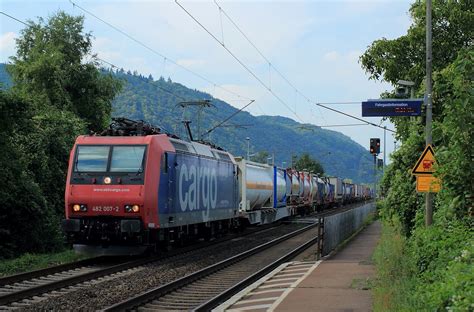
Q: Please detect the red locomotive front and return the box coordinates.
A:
[62,134,172,253]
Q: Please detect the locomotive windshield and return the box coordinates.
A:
[110,146,146,172]
[75,145,146,173]
[76,146,109,172]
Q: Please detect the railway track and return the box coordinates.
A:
[0,256,156,309]
[0,222,287,310]
[0,202,370,310]
[103,222,320,311]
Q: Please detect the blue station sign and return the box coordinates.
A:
[362,99,423,117]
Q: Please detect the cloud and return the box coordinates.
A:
[323,51,340,61]
[0,32,17,60]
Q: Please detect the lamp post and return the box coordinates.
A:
[246,137,250,160]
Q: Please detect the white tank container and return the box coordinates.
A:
[311,175,319,201]
[285,170,291,197]
[301,172,311,200]
[298,172,305,197]
[288,170,300,196]
[274,168,286,206]
[236,159,273,211]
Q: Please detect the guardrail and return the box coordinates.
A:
[321,201,376,256]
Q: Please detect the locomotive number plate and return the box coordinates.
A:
[91,206,120,212]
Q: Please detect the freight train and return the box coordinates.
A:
[62,118,372,254]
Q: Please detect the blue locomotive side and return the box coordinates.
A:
[158,152,239,228]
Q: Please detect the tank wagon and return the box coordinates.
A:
[62,118,371,254]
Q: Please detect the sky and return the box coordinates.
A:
[0,0,414,162]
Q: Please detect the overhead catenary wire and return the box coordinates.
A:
[1,11,29,26]
[315,103,395,133]
[2,10,263,139]
[316,101,363,105]
[319,123,369,128]
[66,2,267,129]
[0,10,189,103]
[68,0,251,103]
[175,0,305,123]
[202,99,255,137]
[209,2,398,131]
[213,0,327,124]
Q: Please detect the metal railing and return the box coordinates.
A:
[322,202,376,256]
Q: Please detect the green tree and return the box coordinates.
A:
[360,0,473,142]
[8,12,121,132]
[361,0,473,229]
[0,90,64,258]
[0,12,122,258]
[252,151,270,163]
[294,153,324,175]
[360,1,473,310]
[7,12,122,215]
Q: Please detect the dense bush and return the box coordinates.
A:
[0,12,121,259]
[361,1,473,310]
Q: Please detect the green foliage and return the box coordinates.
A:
[433,49,474,220]
[361,2,473,310]
[0,11,122,259]
[379,125,425,234]
[8,12,121,132]
[294,153,325,175]
[111,72,370,182]
[0,90,65,258]
[373,220,415,311]
[0,250,87,277]
[360,0,472,86]
[373,220,474,311]
[251,151,270,163]
[360,0,473,143]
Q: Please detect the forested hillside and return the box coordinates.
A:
[112,70,374,182]
[0,64,374,182]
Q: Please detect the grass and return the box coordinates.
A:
[0,249,88,277]
[372,220,415,311]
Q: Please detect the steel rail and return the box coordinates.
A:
[103,222,318,311]
[0,256,159,306]
[196,234,319,311]
[0,222,285,307]
[0,256,108,287]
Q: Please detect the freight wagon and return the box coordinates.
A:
[62,118,371,255]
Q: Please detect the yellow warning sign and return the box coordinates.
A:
[416,175,441,193]
[412,144,436,175]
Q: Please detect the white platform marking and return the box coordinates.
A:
[268,261,322,311]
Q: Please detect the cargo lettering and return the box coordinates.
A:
[179,163,217,212]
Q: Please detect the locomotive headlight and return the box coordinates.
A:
[104,177,112,184]
[125,204,140,213]
[72,204,87,212]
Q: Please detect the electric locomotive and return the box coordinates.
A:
[62,118,239,254]
[62,118,372,255]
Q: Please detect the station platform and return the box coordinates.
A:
[215,220,381,312]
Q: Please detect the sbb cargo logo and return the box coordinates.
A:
[178,163,217,213]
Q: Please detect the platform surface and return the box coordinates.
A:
[274,220,381,312]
